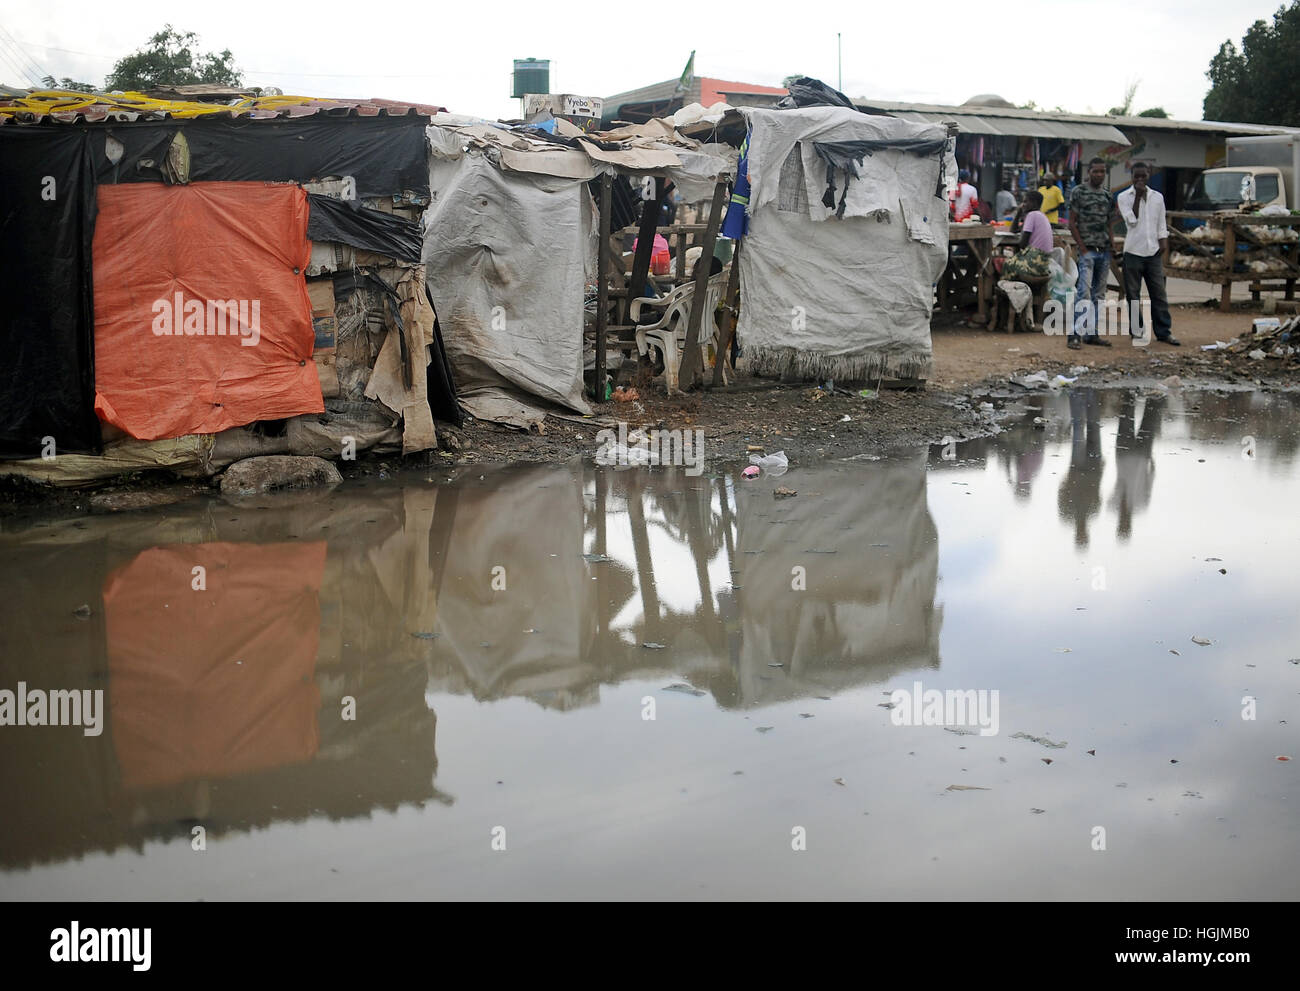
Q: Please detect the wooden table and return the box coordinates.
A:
[1164,211,1300,312]
[942,223,1074,325]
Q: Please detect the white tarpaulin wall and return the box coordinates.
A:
[422,117,733,425]
[423,149,596,426]
[737,107,955,382]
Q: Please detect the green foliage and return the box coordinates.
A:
[40,74,97,93]
[1137,107,1170,118]
[1204,3,1300,125]
[105,25,241,92]
[1107,81,1140,117]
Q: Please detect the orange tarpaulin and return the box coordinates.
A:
[93,182,324,439]
[104,542,326,791]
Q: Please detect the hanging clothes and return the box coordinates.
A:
[721,127,751,239]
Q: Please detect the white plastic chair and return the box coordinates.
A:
[631,270,730,393]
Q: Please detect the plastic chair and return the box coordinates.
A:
[631,270,730,392]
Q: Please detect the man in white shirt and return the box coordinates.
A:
[1117,161,1178,345]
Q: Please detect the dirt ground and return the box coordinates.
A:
[442,299,1299,470]
[4,299,1296,519]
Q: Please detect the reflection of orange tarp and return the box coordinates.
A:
[92,182,324,440]
[104,542,326,790]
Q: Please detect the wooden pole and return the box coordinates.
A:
[623,177,666,324]
[595,173,612,402]
[711,237,743,387]
[1221,220,1236,313]
[677,181,728,390]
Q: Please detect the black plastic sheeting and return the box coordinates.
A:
[86,116,430,199]
[0,129,102,459]
[776,77,858,112]
[307,195,422,263]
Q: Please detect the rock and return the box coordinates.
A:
[219,456,342,498]
[88,488,197,514]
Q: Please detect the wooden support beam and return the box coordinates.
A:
[677,181,728,391]
[595,173,612,402]
[711,237,743,388]
[622,177,666,325]
[1221,222,1236,313]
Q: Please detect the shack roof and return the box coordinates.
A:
[427,112,734,189]
[0,90,445,126]
[718,90,1296,143]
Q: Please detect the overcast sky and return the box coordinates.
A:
[0,0,1287,122]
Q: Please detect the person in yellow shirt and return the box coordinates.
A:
[1038,173,1065,223]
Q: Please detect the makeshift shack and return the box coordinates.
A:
[0,91,459,484]
[422,113,734,425]
[726,105,956,383]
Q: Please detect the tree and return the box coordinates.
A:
[105,25,241,92]
[1203,2,1300,125]
[1107,81,1139,117]
[1137,107,1170,118]
[40,74,97,93]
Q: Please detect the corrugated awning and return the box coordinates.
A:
[886,110,1128,144]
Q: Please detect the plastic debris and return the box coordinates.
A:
[1011,732,1068,749]
[749,450,789,477]
[1011,371,1050,388]
[741,465,760,478]
[662,683,705,695]
[1191,636,1212,646]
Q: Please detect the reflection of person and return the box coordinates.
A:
[1058,389,1104,548]
[1117,161,1179,346]
[1067,158,1116,350]
[1109,392,1164,540]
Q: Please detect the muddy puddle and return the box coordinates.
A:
[1,387,1297,900]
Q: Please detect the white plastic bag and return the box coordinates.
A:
[749,450,789,476]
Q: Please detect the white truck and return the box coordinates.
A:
[1186,132,1300,212]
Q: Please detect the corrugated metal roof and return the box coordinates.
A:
[856,98,1290,138]
[883,109,1128,143]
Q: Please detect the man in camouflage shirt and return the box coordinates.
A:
[1067,158,1116,348]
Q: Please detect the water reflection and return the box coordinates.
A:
[1,385,1297,894]
[0,455,941,870]
[932,387,1300,546]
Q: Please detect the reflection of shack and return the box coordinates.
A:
[686,106,955,383]
[730,458,942,704]
[421,462,609,708]
[422,114,734,424]
[0,501,442,871]
[0,92,460,484]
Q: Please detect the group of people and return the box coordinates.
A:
[1002,158,1178,349]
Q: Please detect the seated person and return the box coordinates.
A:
[1004,190,1053,281]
